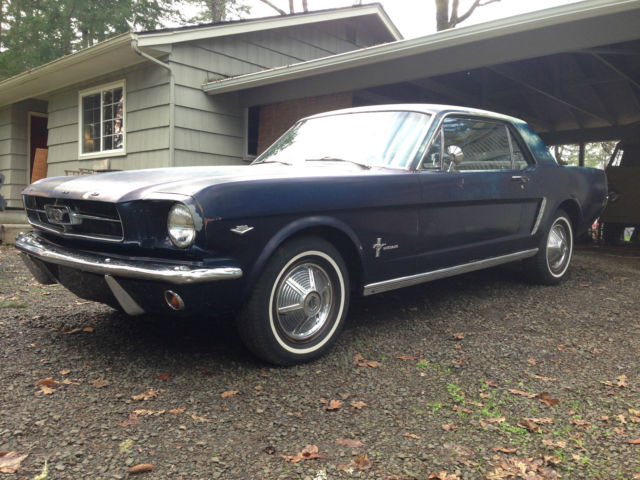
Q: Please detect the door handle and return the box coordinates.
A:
[511,175,529,183]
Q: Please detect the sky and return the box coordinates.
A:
[231,0,584,37]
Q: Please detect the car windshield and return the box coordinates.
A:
[253,110,432,169]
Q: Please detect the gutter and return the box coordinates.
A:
[130,37,175,167]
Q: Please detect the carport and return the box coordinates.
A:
[203,0,640,163]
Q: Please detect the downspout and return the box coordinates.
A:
[131,35,175,167]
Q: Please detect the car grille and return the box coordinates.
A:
[23,195,124,242]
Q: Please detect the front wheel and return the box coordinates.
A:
[524,210,573,285]
[237,237,350,365]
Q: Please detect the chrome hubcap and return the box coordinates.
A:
[547,221,570,274]
[275,262,334,342]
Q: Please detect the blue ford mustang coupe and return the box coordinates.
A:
[16,105,607,364]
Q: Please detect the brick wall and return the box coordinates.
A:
[256,93,354,155]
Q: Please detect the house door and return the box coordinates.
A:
[29,114,48,182]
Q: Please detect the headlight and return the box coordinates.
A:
[167,203,196,248]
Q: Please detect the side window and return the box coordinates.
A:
[442,117,512,171]
[509,132,529,170]
[422,128,442,170]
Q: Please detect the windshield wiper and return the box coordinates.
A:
[305,156,371,169]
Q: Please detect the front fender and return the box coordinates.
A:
[241,215,366,301]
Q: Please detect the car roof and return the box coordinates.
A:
[304,103,525,124]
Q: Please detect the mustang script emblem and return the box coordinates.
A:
[372,237,398,258]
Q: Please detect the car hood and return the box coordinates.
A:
[22,163,393,203]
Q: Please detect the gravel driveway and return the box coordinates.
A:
[1,244,639,480]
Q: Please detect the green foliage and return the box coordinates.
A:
[183,0,251,23]
[0,0,181,79]
[552,141,617,169]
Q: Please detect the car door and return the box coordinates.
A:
[416,115,540,271]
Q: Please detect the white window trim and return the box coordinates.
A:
[78,80,127,159]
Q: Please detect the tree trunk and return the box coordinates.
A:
[435,0,450,31]
[302,0,308,12]
[289,0,294,14]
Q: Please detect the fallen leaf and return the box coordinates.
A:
[352,453,372,470]
[220,390,239,398]
[0,452,28,474]
[451,332,464,340]
[508,389,537,399]
[557,344,567,351]
[629,438,640,445]
[283,445,323,463]
[492,447,517,453]
[396,355,419,361]
[35,378,59,388]
[62,379,80,385]
[518,419,541,433]
[350,401,367,409]
[169,408,186,414]
[403,432,420,439]
[429,472,461,480]
[133,409,156,416]
[335,438,364,448]
[527,358,537,366]
[538,392,559,407]
[154,373,170,381]
[484,379,498,388]
[358,360,380,368]
[614,427,626,435]
[131,388,164,401]
[525,417,554,425]
[89,377,109,388]
[324,400,341,411]
[544,454,562,465]
[533,375,556,382]
[542,439,566,449]
[452,405,473,414]
[486,417,506,424]
[616,375,628,387]
[128,463,154,474]
[191,414,212,423]
[570,419,591,428]
[441,424,458,431]
[617,414,627,424]
[338,392,352,399]
[39,386,55,395]
[59,369,71,375]
[83,327,94,333]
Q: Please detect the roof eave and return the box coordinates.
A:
[137,4,401,47]
[202,0,640,96]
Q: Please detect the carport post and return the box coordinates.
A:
[579,142,585,167]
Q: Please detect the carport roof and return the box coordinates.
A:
[203,0,640,143]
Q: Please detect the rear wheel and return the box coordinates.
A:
[237,236,349,365]
[524,209,573,285]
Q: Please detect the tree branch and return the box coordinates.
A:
[455,0,500,25]
[258,0,287,15]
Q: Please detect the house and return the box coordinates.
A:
[0,4,401,213]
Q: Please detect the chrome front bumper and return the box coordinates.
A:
[15,231,243,285]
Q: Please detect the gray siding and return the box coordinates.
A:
[0,100,47,207]
[46,62,171,176]
[166,18,373,167]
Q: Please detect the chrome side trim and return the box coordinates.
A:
[15,231,242,285]
[363,248,539,296]
[105,275,145,316]
[531,197,547,235]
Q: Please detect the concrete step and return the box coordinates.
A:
[0,210,27,224]
[1,224,31,245]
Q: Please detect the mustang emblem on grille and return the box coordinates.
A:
[44,205,80,226]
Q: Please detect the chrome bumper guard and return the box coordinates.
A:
[15,231,243,285]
